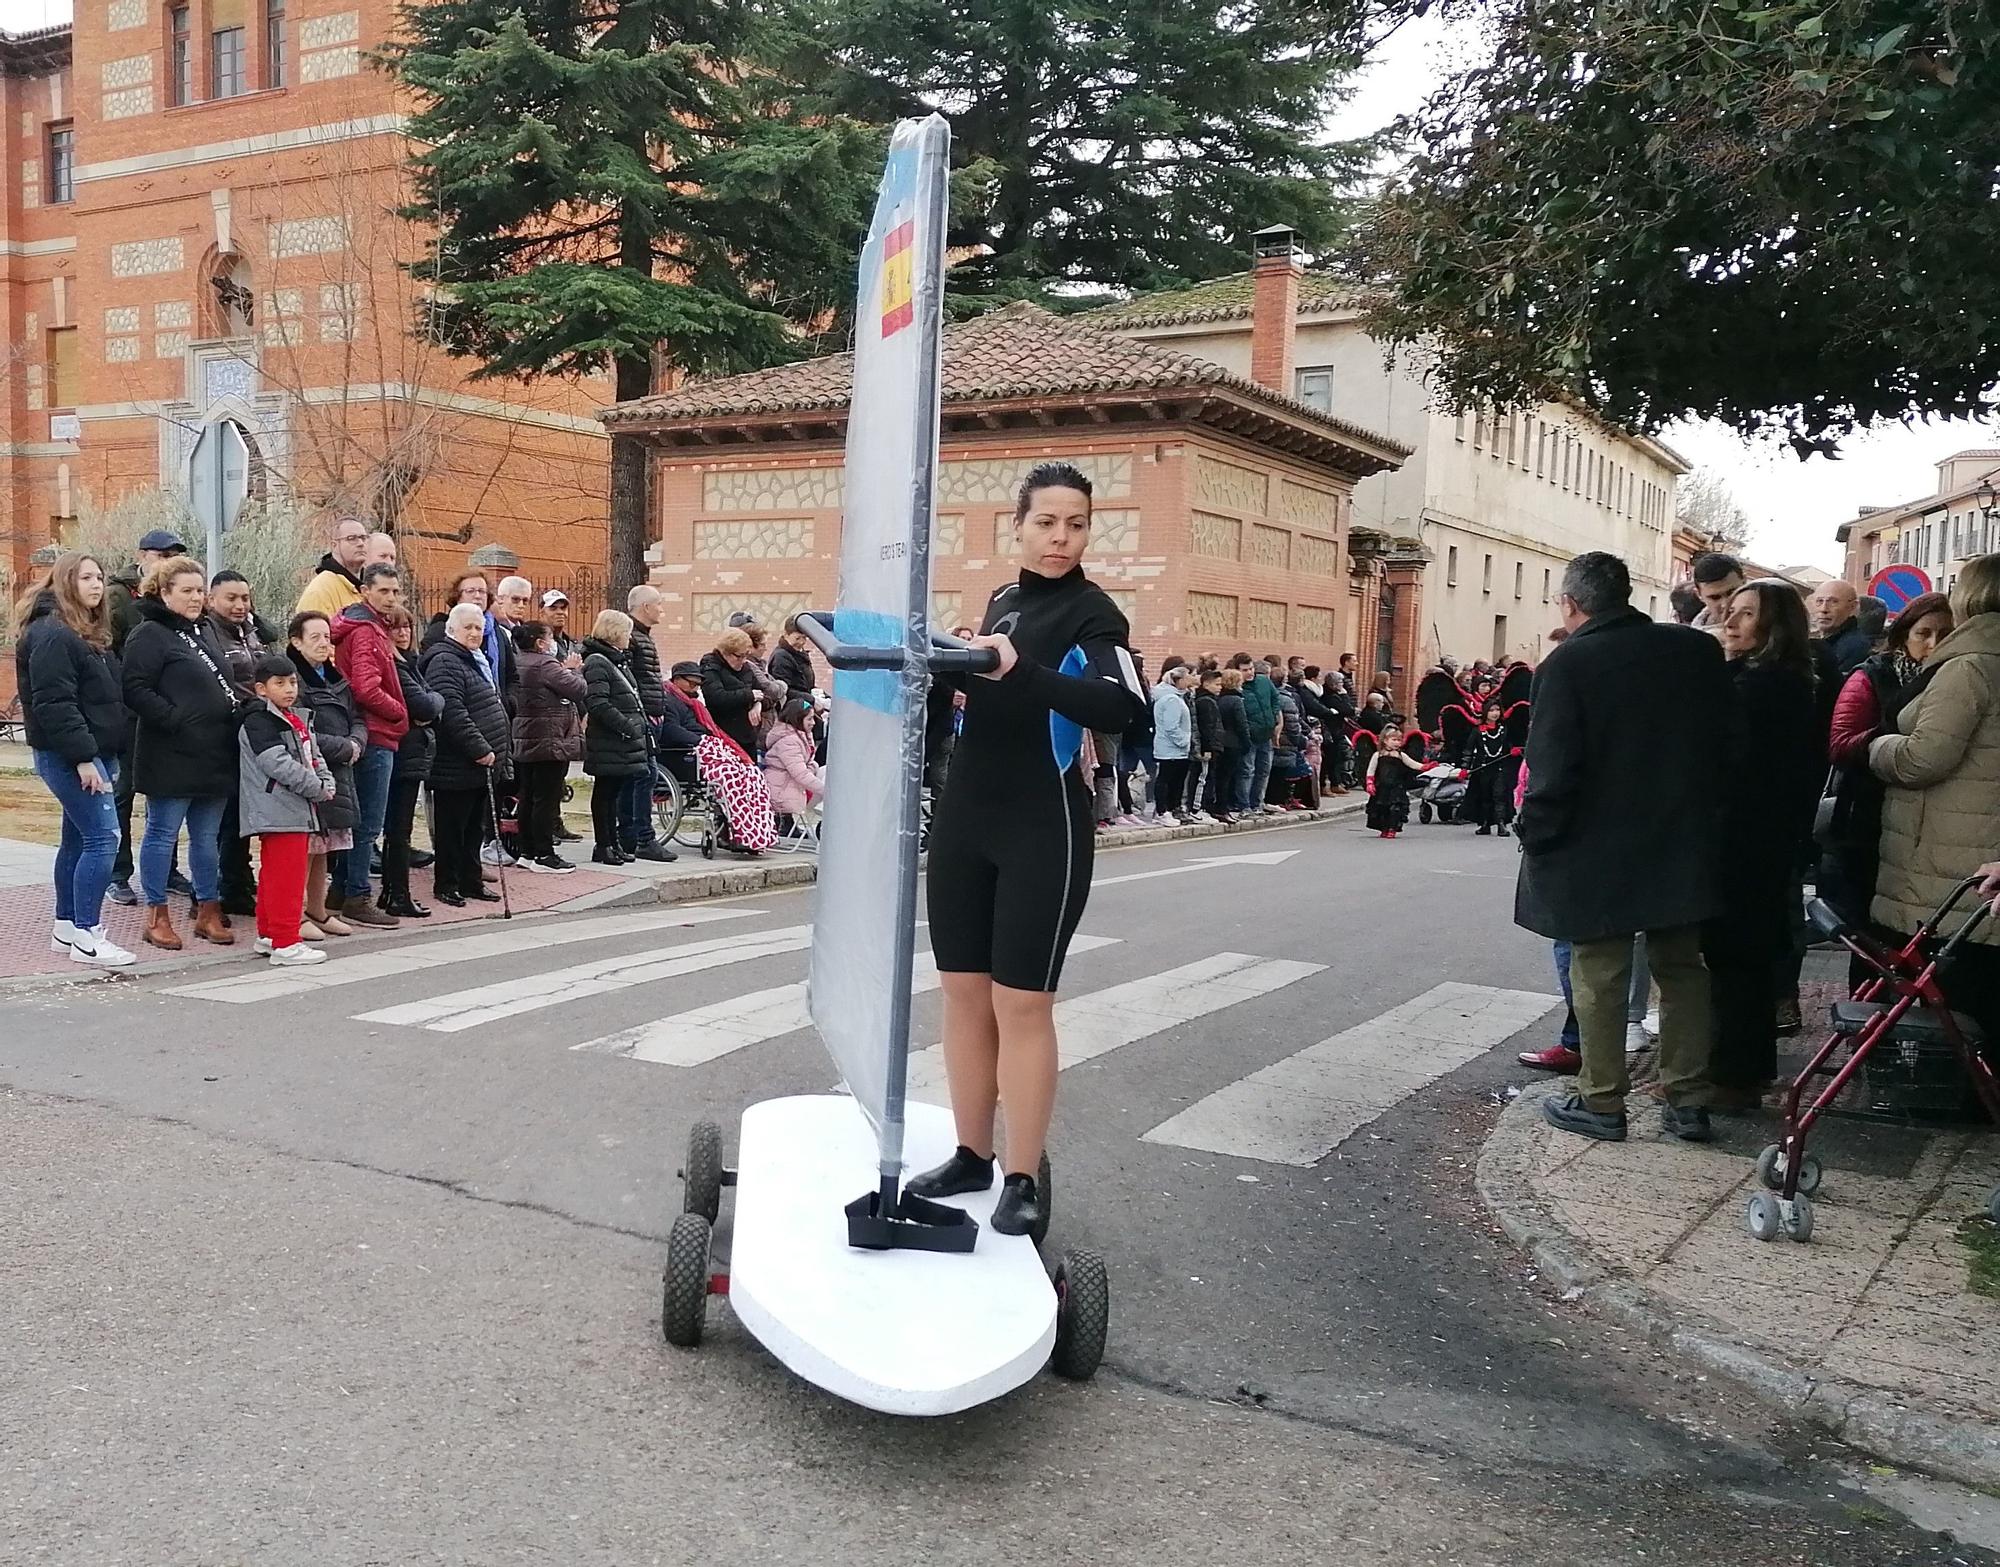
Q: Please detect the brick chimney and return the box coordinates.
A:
[1249,224,1301,395]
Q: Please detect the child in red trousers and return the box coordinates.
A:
[237,655,336,967]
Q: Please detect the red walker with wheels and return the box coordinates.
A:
[1749,874,2000,1243]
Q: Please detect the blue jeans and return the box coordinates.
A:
[1230,750,1254,814]
[344,745,395,897]
[1249,738,1274,810]
[619,772,653,849]
[34,750,120,928]
[140,794,224,907]
[1552,941,1580,1049]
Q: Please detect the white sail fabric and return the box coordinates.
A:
[808,116,950,1165]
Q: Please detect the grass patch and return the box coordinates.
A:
[1958,1215,2000,1300]
[0,769,63,846]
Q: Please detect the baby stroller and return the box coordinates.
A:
[1416,764,1466,825]
[1748,873,2000,1244]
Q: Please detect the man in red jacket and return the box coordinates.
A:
[328,562,410,925]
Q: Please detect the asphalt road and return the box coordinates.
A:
[4,817,1992,1566]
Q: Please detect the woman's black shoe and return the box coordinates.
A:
[464,887,502,903]
[433,890,467,908]
[991,1174,1044,1238]
[379,894,431,919]
[905,1145,995,1199]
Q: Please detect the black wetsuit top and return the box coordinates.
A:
[926,567,1146,991]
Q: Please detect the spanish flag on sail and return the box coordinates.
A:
[880,218,915,337]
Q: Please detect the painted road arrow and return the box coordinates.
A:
[1093,849,1300,887]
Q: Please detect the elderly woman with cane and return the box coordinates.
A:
[419,602,512,907]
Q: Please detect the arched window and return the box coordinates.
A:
[208,251,254,338]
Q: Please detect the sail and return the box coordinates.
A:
[807,116,950,1165]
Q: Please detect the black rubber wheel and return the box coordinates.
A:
[1418,802,1433,825]
[683,1119,724,1222]
[1030,1151,1052,1249]
[660,1213,712,1347]
[1050,1248,1108,1380]
[701,829,716,860]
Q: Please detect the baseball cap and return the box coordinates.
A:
[670,660,703,681]
[540,589,569,608]
[138,529,186,554]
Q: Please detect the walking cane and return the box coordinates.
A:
[483,766,513,920]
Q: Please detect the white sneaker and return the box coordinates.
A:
[51,918,77,953]
[1641,1009,1660,1039]
[268,943,328,966]
[69,927,136,968]
[255,936,274,955]
[480,842,517,866]
[1625,1021,1649,1054]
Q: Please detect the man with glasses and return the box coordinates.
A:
[297,515,373,619]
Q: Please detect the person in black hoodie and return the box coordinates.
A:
[204,569,281,914]
[287,611,371,938]
[121,559,241,951]
[580,611,655,864]
[379,608,445,917]
[420,604,512,906]
[1189,666,1225,819]
[16,553,135,966]
[770,616,818,702]
[622,586,674,858]
[105,529,189,905]
[1214,667,1253,823]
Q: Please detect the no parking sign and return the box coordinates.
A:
[1868,563,1933,615]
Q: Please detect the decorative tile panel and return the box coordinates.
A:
[262,320,303,347]
[101,54,152,87]
[268,216,350,258]
[202,357,255,404]
[1248,524,1291,570]
[104,306,140,334]
[300,46,360,83]
[318,283,358,341]
[20,159,37,208]
[992,512,1018,554]
[1188,510,1241,560]
[154,300,192,329]
[1295,534,1338,577]
[111,238,183,277]
[103,87,154,119]
[105,336,141,363]
[1279,479,1338,529]
[1092,507,1139,553]
[933,512,963,555]
[1246,599,1287,643]
[692,592,808,633]
[297,10,360,47]
[939,452,1131,507]
[1295,605,1334,645]
[108,0,147,29]
[931,591,962,628]
[702,464,844,512]
[693,518,813,560]
[1186,591,1238,640]
[262,287,303,320]
[1193,454,1268,515]
[154,331,189,359]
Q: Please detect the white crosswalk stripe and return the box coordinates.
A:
[160,907,759,1004]
[572,935,1122,1067]
[905,953,1325,1099]
[354,924,813,1033]
[1140,981,1557,1165]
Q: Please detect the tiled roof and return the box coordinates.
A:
[1083,270,1359,329]
[602,301,1408,462]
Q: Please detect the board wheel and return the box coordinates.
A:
[661,1213,712,1348]
[1030,1152,1052,1250]
[683,1120,724,1223]
[1780,1195,1815,1243]
[1755,1143,1785,1191]
[701,829,716,860]
[1418,802,1433,825]
[1794,1155,1823,1196]
[1745,1191,1780,1242]
[1050,1248,1108,1381]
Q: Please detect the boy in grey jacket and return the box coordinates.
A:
[239,655,336,966]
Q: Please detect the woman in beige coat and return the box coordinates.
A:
[1869,552,2000,1047]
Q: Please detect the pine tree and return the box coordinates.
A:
[773,0,1379,303]
[384,0,878,589]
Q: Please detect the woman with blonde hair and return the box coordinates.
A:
[1870,553,2000,1046]
[15,553,136,965]
[700,625,765,756]
[580,608,651,864]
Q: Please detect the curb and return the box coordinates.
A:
[558,795,1371,912]
[1476,1079,2000,1493]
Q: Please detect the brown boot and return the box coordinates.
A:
[144,905,183,951]
[193,900,236,945]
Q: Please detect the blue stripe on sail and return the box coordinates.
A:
[1049,644,1086,769]
[833,607,905,717]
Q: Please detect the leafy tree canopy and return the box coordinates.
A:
[1360,0,2000,454]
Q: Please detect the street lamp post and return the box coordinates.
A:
[1978,478,1998,555]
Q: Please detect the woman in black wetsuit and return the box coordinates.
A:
[908,462,1147,1235]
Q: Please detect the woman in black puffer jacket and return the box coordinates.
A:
[288,610,369,938]
[16,554,132,965]
[380,608,445,918]
[121,559,241,950]
[419,607,512,906]
[581,611,651,864]
[700,628,764,757]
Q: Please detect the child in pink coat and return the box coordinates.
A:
[761,696,824,827]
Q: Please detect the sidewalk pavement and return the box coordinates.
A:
[0,795,1369,986]
[1480,1075,2000,1491]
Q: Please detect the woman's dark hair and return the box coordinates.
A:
[1884,592,1952,656]
[1014,461,1093,521]
[251,653,296,683]
[1734,579,1816,681]
[779,695,814,729]
[512,619,548,653]
[287,609,329,642]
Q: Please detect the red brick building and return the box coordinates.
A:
[0,10,608,618]
[606,300,1416,692]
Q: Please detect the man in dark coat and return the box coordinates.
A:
[1515,551,1737,1144]
[659,662,707,786]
